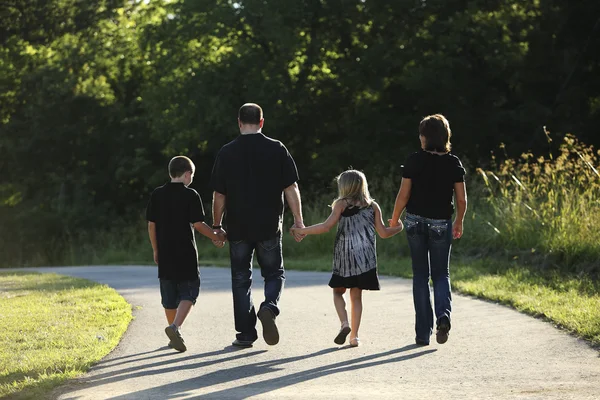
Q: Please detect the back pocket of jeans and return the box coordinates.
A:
[259,236,280,252]
[429,223,449,242]
[404,219,419,237]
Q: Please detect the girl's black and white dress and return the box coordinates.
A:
[329,204,380,290]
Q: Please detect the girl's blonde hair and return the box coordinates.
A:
[332,170,373,207]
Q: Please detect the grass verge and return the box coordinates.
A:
[0,272,132,399]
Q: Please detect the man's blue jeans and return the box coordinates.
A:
[229,234,285,342]
[405,213,453,343]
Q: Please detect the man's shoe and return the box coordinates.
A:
[436,321,450,344]
[165,324,187,352]
[415,338,430,346]
[257,307,279,345]
[232,338,254,348]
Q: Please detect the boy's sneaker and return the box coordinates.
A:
[165,324,187,352]
[436,319,450,344]
[257,307,279,345]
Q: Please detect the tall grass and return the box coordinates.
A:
[467,131,600,275]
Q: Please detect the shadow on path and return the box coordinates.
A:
[104,345,435,399]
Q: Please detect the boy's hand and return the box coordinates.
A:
[153,251,158,265]
[212,227,227,248]
[452,221,463,239]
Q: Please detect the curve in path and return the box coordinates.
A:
[18,266,600,400]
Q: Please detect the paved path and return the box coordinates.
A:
[22,266,600,399]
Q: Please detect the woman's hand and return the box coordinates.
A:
[452,221,463,239]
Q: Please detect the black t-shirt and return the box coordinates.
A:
[211,133,299,242]
[402,150,466,220]
[146,182,205,280]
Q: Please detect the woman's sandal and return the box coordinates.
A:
[334,325,351,345]
[349,337,360,347]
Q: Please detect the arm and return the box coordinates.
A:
[373,202,404,239]
[284,182,303,226]
[211,191,227,247]
[147,222,158,264]
[283,182,305,241]
[193,221,226,241]
[453,182,467,239]
[389,178,412,226]
[291,200,345,235]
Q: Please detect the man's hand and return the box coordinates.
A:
[291,221,306,242]
[212,227,227,248]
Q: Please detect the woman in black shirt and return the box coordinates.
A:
[389,114,467,346]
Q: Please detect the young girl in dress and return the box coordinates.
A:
[291,170,403,347]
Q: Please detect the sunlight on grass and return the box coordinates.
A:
[0,272,132,399]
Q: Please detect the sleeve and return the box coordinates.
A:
[402,154,417,179]
[210,152,227,195]
[281,144,300,189]
[453,157,466,183]
[189,190,206,223]
[145,192,156,222]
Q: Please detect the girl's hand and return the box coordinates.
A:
[452,221,463,239]
[388,218,401,227]
[290,225,306,242]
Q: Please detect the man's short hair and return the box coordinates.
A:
[168,156,195,178]
[238,103,263,125]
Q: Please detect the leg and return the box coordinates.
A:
[164,309,176,325]
[349,287,363,346]
[160,279,186,352]
[333,287,349,326]
[333,288,351,345]
[173,301,193,328]
[160,279,178,325]
[429,221,453,343]
[173,278,200,328]
[255,234,285,315]
[229,240,258,342]
[405,218,434,344]
[255,234,284,345]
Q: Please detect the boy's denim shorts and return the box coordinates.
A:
[159,278,200,309]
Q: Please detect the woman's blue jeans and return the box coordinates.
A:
[405,213,453,343]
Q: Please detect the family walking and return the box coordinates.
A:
[146,103,467,352]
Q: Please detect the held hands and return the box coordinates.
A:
[212,227,227,248]
[388,218,402,228]
[290,221,306,242]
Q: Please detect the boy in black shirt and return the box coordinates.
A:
[146,156,226,352]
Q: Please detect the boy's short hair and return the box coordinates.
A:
[419,114,452,153]
[168,156,195,178]
[238,103,263,125]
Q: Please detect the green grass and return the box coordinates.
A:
[0,272,132,399]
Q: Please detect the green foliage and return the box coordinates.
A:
[1,1,600,273]
[0,272,132,399]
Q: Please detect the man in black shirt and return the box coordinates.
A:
[211,103,304,347]
[147,156,226,352]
